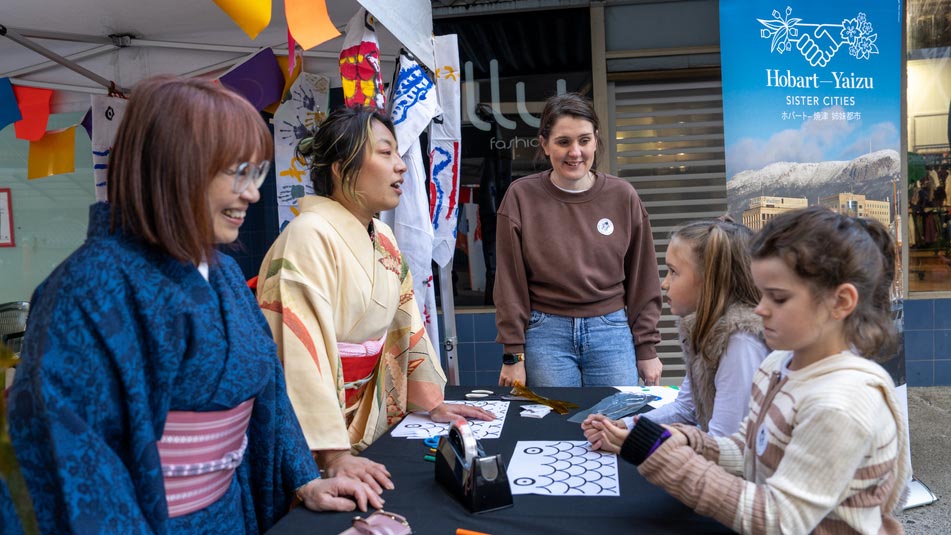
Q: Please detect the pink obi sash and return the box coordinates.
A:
[339,335,385,407]
[157,398,255,518]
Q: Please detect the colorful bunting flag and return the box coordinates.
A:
[219,48,285,111]
[285,0,340,51]
[28,126,75,179]
[213,0,271,40]
[263,50,303,115]
[339,9,386,110]
[12,86,52,141]
[0,79,22,132]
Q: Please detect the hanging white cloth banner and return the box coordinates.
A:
[273,72,330,231]
[356,0,435,71]
[90,95,127,202]
[380,49,442,347]
[429,34,462,268]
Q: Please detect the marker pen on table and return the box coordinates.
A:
[456,529,493,535]
[423,454,436,462]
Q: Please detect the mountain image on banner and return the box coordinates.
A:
[726,149,900,218]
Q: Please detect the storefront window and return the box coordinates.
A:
[907,0,951,293]
[433,8,592,307]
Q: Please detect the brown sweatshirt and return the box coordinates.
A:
[493,170,662,360]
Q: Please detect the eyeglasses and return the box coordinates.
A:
[225,161,271,194]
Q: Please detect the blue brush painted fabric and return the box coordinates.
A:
[8,203,318,534]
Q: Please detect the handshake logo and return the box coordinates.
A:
[758,6,879,67]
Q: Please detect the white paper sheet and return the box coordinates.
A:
[508,441,619,496]
[389,400,509,439]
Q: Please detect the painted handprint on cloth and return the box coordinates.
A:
[758,6,878,66]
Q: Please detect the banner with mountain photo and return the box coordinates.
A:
[719,1,905,382]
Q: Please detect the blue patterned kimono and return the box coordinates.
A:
[0,478,24,535]
[9,203,319,534]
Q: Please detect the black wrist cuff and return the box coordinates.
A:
[619,417,667,466]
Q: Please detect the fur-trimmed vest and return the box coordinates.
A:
[678,305,764,431]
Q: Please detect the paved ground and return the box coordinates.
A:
[901,386,951,534]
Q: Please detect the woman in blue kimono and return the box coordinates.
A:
[8,75,382,535]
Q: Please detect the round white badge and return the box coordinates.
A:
[597,218,614,236]
[755,425,768,456]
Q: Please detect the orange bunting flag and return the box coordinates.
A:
[13,86,53,142]
[213,0,271,40]
[285,0,340,50]
[28,126,75,179]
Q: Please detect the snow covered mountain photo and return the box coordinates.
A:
[727,149,901,218]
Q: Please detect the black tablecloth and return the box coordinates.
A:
[265,386,731,535]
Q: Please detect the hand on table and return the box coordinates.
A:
[581,414,631,453]
[637,357,663,386]
[321,451,393,494]
[430,401,496,423]
[498,361,525,387]
[297,476,385,512]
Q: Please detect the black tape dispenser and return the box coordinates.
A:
[434,419,513,513]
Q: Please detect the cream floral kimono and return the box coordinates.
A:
[257,196,446,452]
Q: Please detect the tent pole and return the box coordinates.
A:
[8,78,108,95]
[0,25,125,93]
[438,263,460,385]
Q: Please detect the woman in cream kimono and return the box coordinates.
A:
[257,107,493,494]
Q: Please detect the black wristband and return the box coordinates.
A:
[619,417,669,466]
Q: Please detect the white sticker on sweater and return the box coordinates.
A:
[597,218,614,236]
[756,425,768,456]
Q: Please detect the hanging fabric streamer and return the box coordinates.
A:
[339,9,386,110]
[91,95,127,201]
[285,0,340,51]
[0,78,22,132]
[273,73,330,231]
[212,0,271,40]
[28,126,75,179]
[219,48,285,111]
[429,35,462,268]
[12,86,52,142]
[380,50,442,348]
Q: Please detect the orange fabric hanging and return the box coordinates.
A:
[13,86,53,141]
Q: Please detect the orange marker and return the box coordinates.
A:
[456,529,493,535]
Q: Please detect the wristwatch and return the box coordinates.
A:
[502,352,524,365]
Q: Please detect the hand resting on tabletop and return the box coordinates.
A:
[321,451,394,494]
[429,402,496,423]
[297,476,385,512]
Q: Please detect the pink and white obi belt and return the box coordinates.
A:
[157,398,254,518]
[339,335,385,407]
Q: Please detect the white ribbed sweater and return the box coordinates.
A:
[639,350,910,534]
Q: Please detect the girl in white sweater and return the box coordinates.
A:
[607,207,910,534]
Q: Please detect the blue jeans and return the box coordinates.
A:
[524,308,638,387]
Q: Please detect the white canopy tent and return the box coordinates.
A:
[0,0,464,385]
[0,1,416,112]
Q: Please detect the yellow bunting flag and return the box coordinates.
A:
[285,0,340,50]
[263,52,303,115]
[27,126,75,179]
[213,0,271,40]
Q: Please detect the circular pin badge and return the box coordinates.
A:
[597,218,614,236]
[755,425,768,456]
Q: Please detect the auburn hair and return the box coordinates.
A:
[108,75,272,264]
